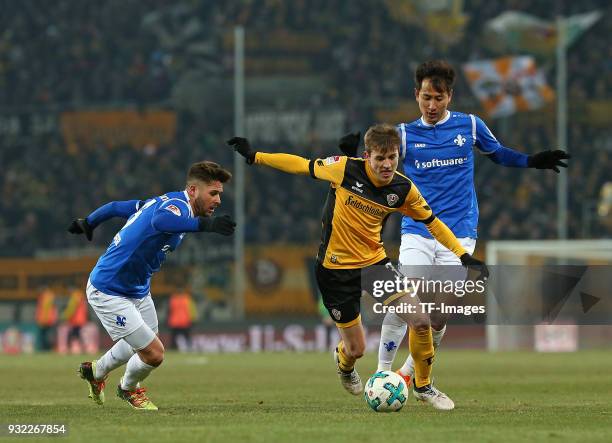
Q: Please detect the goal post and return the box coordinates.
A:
[485,240,612,351]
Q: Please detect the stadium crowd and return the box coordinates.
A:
[0,0,609,256]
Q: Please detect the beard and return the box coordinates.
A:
[192,197,208,217]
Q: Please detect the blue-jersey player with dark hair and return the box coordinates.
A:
[339,60,570,392]
[69,160,235,410]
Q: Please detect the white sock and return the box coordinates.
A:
[121,354,155,391]
[377,312,408,371]
[400,325,447,376]
[95,340,135,380]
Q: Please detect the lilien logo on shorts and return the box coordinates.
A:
[414,156,468,170]
[115,315,127,327]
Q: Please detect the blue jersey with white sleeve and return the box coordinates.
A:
[89,191,200,299]
[398,111,528,239]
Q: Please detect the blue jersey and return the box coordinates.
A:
[90,191,199,298]
[398,111,508,239]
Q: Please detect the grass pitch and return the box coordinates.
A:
[1,350,611,443]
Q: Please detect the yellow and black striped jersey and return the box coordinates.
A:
[254,152,467,270]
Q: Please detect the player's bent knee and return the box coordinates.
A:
[124,324,165,366]
[124,323,157,351]
[352,348,365,360]
[138,338,165,367]
[430,312,448,330]
[138,350,164,367]
[345,340,365,359]
[149,352,164,367]
[410,315,431,331]
[431,321,447,331]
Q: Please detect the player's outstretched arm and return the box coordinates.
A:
[486,146,570,173]
[227,136,311,175]
[68,199,145,241]
[151,201,236,236]
[229,136,348,184]
[474,115,570,172]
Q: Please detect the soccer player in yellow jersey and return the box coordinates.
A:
[228,123,488,410]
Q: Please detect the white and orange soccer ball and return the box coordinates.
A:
[364,371,409,412]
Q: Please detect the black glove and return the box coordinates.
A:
[527,150,570,173]
[227,137,256,164]
[198,215,236,236]
[338,131,361,157]
[460,253,489,280]
[68,218,94,241]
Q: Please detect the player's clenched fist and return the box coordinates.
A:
[338,131,361,157]
[227,137,257,164]
[68,218,94,241]
[198,214,236,236]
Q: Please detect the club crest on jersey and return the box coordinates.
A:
[331,309,342,321]
[324,156,341,165]
[454,134,467,147]
[164,204,181,216]
[386,193,399,206]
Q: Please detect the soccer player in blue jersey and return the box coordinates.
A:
[68,161,235,410]
[339,60,570,388]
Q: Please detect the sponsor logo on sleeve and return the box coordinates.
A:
[324,156,341,165]
[165,204,182,216]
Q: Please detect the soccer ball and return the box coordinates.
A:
[364,371,409,412]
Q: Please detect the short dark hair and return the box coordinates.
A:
[187,161,232,184]
[415,60,456,94]
[364,123,400,155]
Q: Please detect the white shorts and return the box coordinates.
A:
[399,233,477,281]
[86,280,159,342]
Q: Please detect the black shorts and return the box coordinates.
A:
[315,258,404,326]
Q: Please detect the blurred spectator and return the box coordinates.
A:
[35,287,57,351]
[0,0,609,256]
[167,289,198,350]
[62,288,88,354]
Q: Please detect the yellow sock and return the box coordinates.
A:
[409,326,434,388]
[337,341,355,373]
